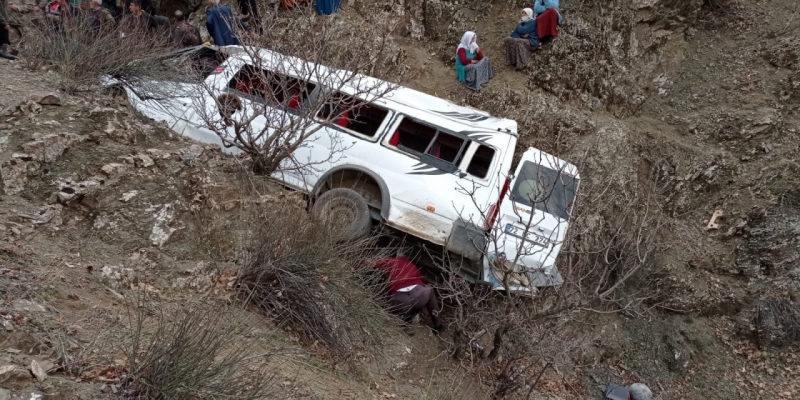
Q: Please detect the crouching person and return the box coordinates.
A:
[372,250,445,335]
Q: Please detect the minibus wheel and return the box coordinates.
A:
[312,188,372,240]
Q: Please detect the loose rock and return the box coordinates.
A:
[134,154,154,168]
[12,300,46,313]
[29,361,46,382]
[20,133,84,162]
[120,190,139,202]
[0,365,29,384]
[101,163,127,177]
[149,204,177,247]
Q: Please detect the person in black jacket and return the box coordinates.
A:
[236,0,260,32]
[0,0,16,59]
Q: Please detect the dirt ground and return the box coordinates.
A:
[2,0,800,399]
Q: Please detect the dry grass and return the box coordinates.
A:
[120,296,277,399]
[20,14,179,93]
[755,298,800,348]
[236,199,395,362]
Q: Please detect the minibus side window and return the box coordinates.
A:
[466,144,495,179]
[389,117,467,164]
[228,65,316,110]
[316,93,390,138]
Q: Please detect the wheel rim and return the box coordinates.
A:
[321,198,358,231]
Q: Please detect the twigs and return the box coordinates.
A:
[191,8,400,176]
[20,14,176,93]
[235,199,394,363]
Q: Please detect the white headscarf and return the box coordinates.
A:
[521,8,533,22]
[456,31,479,56]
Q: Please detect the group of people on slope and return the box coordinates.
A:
[0,0,271,59]
[453,0,562,90]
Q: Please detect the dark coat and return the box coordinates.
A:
[173,20,201,48]
[0,0,9,26]
[121,10,152,34]
[510,20,538,46]
[90,6,115,34]
[205,5,238,46]
[151,14,169,30]
[236,0,258,18]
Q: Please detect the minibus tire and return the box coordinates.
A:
[313,188,372,240]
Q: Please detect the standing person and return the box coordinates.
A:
[104,0,120,21]
[3,1,16,54]
[88,0,114,35]
[205,0,238,46]
[0,0,15,59]
[42,0,69,32]
[121,0,152,35]
[315,0,340,15]
[372,250,445,335]
[172,10,201,48]
[122,0,149,15]
[236,0,260,33]
[455,31,493,91]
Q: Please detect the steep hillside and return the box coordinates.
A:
[1,0,799,399]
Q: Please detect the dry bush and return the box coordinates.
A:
[20,12,177,93]
[420,365,482,400]
[434,137,665,398]
[192,7,400,175]
[698,0,765,30]
[236,199,395,362]
[701,0,734,14]
[754,298,800,348]
[121,297,276,399]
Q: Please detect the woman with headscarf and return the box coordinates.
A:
[455,31,493,91]
[533,0,562,23]
[504,8,538,70]
[533,0,561,42]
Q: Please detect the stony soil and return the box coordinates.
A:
[1,0,800,399]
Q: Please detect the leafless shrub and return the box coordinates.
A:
[754,298,800,348]
[433,138,665,398]
[702,0,734,14]
[699,0,765,30]
[236,199,395,362]
[121,297,277,399]
[20,11,178,93]
[190,7,401,175]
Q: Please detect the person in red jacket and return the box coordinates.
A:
[373,250,445,335]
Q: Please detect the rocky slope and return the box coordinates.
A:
[1,0,800,399]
